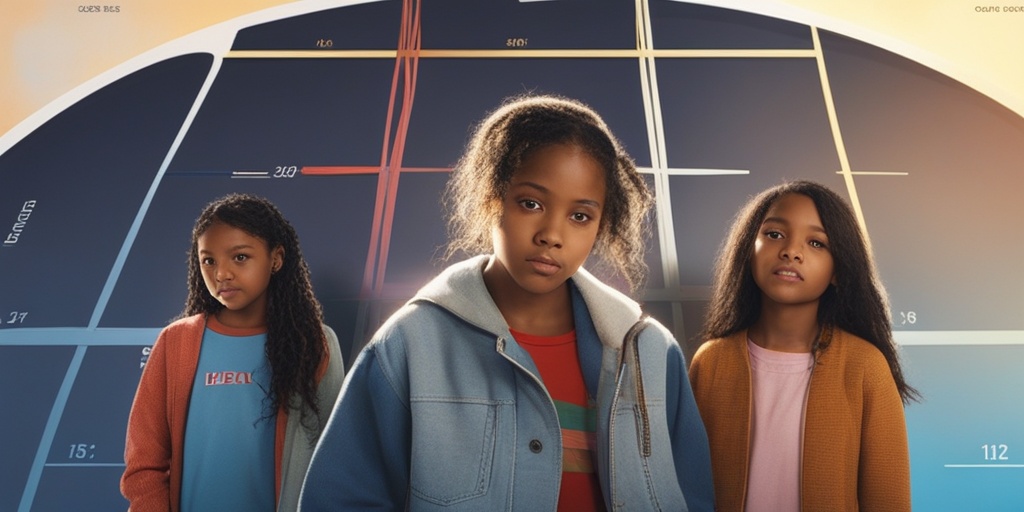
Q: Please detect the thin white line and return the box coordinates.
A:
[44,463,127,468]
[944,464,1024,468]
[231,171,270,176]
[230,175,271,179]
[638,167,750,175]
[0,327,163,346]
[838,171,909,176]
[895,331,1024,346]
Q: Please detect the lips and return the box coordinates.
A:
[773,267,802,281]
[528,256,561,276]
[217,287,240,299]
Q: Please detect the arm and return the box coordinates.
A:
[121,331,173,512]
[316,325,345,422]
[666,342,716,512]
[857,356,912,511]
[299,344,411,511]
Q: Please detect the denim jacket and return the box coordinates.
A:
[300,256,714,511]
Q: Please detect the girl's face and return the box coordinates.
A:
[486,143,606,300]
[750,193,836,308]
[197,221,283,328]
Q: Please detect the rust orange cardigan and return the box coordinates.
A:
[120,314,341,512]
[688,329,911,512]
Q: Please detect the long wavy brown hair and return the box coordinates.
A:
[701,180,919,403]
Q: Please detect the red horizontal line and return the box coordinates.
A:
[402,167,452,173]
[301,166,452,175]
[301,166,381,175]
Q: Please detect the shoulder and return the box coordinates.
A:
[372,301,459,342]
[830,330,890,371]
[824,330,898,390]
[320,324,345,376]
[692,332,745,361]
[689,332,748,384]
[150,314,206,355]
[634,316,675,345]
[159,314,206,338]
[359,300,469,366]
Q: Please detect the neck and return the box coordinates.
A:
[748,300,819,353]
[214,308,267,330]
[483,264,574,336]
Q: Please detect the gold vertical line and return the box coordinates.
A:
[636,0,676,287]
[636,0,686,338]
[811,26,872,244]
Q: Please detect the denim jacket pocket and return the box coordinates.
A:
[409,399,500,506]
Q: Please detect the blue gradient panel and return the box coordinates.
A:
[46,346,143,465]
[904,344,1024,511]
[0,54,212,328]
[0,347,77,512]
[32,466,127,511]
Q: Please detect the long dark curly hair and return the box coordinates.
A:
[444,94,654,293]
[700,180,919,403]
[184,193,327,432]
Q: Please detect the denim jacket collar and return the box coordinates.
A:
[411,254,643,350]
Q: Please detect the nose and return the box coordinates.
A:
[534,219,563,248]
[215,265,232,282]
[781,241,803,262]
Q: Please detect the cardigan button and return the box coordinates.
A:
[529,439,543,453]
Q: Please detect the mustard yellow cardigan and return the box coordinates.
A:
[688,329,910,511]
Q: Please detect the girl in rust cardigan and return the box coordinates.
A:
[689,180,918,511]
[121,194,343,512]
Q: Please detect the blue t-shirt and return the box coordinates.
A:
[181,318,275,512]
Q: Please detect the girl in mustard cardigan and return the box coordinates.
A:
[121,193,343,512]
[689,180,918,512]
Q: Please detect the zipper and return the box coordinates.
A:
[619,317,652,457]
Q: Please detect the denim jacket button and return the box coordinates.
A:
[529,439,543,453]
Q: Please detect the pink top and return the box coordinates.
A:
[744,339,813,512]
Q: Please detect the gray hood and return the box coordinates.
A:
[410,255,643,349]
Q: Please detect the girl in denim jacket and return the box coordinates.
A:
[301,95,714,511]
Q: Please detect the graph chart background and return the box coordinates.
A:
[2,1,1022,510]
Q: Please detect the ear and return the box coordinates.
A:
[830,273,838,287]
[271,245,285,273]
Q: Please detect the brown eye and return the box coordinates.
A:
[519,199,541,211]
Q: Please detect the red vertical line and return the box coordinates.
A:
[372,0,422,294]
[359,0,416,298]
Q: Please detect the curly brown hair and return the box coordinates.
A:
[444,94,654,292]
[700,180,919,403]
[184,193,327,436]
